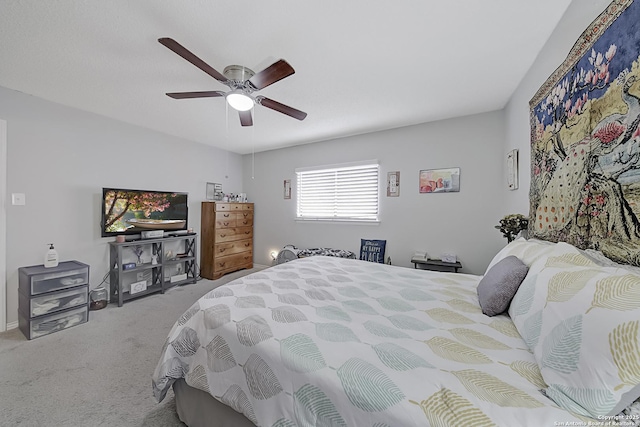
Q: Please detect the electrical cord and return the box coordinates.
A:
[91,270,110,291]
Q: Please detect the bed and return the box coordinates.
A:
[152,239,640,426]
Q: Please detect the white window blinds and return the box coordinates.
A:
[296,161,379,222]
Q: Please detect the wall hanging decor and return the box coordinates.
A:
[529,0,640,265]
[419,167,460,193]
[387,171,400,197]
[206,182,223,201]
[284,179,291,199]
[507,149,519,190]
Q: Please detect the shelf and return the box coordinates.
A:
[122,284,163,301]
[411,258,462,273]
[119,263,161,273]
[164,256,195,266]
[163,277,197,287]
[109,234,198,307]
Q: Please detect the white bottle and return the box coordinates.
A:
[44,243,59,268]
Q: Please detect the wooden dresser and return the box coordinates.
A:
[201,202,254,279]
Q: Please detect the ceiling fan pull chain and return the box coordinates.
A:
[251,113,255,180]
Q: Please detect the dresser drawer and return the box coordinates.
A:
[215,203,245,212]
[19,261,90,296]
[19,305,88,340]
[237,211,253,225]
[20,285,88,318]
[215,203,253,212]
[215,226,253,243]
[215,212,237,228]
[213,251,253,273]
[214,239,253,257]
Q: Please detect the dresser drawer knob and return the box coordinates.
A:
[220,234,226,237]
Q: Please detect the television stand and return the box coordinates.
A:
[108,234,197,307]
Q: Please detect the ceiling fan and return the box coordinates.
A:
[158,37,307,127]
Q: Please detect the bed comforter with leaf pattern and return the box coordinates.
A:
[152,256,584,426]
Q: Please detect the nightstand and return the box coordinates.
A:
[411,258,462,273]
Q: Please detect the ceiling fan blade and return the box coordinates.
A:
[166,91,226,99]
[239,110,253,127]
[158,38,228,84]
[248,59,295,90]
[257,96,307,121]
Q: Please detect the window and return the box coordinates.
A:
[296,161,379,222]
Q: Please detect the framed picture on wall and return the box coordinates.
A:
[206,182,223,201]
[507,149,519,190]
[419,167,460,193]
[284,179,291,199]
[387,171,400,197]
[206,182,216,200]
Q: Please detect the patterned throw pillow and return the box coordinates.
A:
[508,242,640,418]
[477,256,529,316]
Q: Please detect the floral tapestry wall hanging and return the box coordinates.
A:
[529,0,640,265]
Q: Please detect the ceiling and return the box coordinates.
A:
[0,1,572,155]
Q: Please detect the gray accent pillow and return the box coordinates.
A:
[477,255,529,316]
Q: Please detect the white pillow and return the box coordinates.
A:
[485,237,555,274]
[509,242,640,418]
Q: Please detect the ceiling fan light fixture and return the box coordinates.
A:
[226,90,254,111]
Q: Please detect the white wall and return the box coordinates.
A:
[503,0,612,214]
[0,85,243,326]
[243,110,507,275]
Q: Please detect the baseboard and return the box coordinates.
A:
[7,320,18,330]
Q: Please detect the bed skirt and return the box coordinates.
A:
[173,379,256,427]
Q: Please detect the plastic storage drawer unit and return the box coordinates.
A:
[19,305,89,340]
[19,285,89,317]
[18,260,90,340]
[19,261,89,296]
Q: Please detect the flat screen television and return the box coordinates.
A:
[101,188,188,237]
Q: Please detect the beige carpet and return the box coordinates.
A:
[0,266,266,427]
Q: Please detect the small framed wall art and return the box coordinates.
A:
[387,171,400,197]
[419,167,460,193]
[206,182,216,200]
[507,149,519,190]
[206,182,224,201]
[284,179,291,199]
